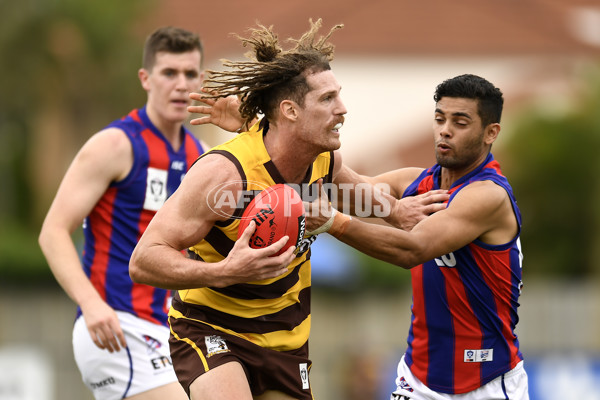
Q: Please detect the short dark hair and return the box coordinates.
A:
[433,74,504,126]
[142,26,204,71]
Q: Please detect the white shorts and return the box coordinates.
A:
[72,311,178,400]
[390,355,529,400]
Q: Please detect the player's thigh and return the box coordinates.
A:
[73,313,182,400]
[189,361,253,400]
[125,381,187,400]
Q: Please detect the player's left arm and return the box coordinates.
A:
[330,152,448,229]
[330,180,517,268]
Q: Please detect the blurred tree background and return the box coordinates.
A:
[501,66,600,280]
[0,0,152,283]
[1,0,599,287]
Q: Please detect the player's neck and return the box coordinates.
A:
[146,107,184,150]
[263,127,315,184]
[439,153,489,189]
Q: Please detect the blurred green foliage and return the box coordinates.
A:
[502,66,600,279]
[0,0,152,283]
[1,1,598,285]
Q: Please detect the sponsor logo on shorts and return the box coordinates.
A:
[205,335,230,357]
[299,363,309,389]
[398,376,414,392]
[143,334,162,354]
[464,348,494,362]
[90,376,116,389]
[150,355,173,370]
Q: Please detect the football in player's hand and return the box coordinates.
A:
[238,184,305,256]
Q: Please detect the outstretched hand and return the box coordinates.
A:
[188,88,244,132]
[386,189,449,231]
[215,221,296,287]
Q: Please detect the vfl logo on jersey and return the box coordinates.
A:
[144,167,168,211]
[434,252,456,268]
[205,335,230,357]
[464,349,493,362]
[299,363,310,389]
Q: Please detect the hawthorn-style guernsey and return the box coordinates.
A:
[171,124,334,353]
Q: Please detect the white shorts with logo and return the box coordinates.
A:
[72,311,178,400]
[390,355,529,400]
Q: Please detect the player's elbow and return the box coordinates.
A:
[38,221,56,257]
[389,238,428,270]
[38,226,49,253]
[128,248,147,284]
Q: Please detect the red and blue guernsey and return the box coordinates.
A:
[402,153,524,394]
[81,106,205,327]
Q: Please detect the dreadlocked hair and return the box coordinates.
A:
[204,18,343,125]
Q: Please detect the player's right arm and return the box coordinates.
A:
[332,158,448,230]
[129,153,296,290]
[38,128,132,353]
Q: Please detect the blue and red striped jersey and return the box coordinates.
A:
[402,153,524,394]
[81,106,205,326]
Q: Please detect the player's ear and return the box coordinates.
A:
[139,68,150,91]
[138,68,150,90]
[485,123,500,145]
[280,100,298,121]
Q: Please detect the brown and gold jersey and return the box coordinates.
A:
[169,123,334,352]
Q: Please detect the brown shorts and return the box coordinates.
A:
[169,315,313,399]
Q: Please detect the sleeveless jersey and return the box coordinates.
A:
[402,153,524,394]
[81,106,205,326]
[169,124,334,352]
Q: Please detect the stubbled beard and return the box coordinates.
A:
[436,152,464,169]
[435,131,485,169]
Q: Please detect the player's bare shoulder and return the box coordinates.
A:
[458,180,509,208]
[76,127,133,182]
[179,151,245,223]
[454,180,517,244]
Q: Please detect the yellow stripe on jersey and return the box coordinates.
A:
[180,261,311,318]
[170,306,312,352]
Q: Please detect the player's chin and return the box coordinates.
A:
[324,135,342,150]
[167,110,188,123]
[170,103,190,115]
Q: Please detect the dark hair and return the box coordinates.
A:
[203,19,343,124]
[142,26,204,70]
[433,74,504,126]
